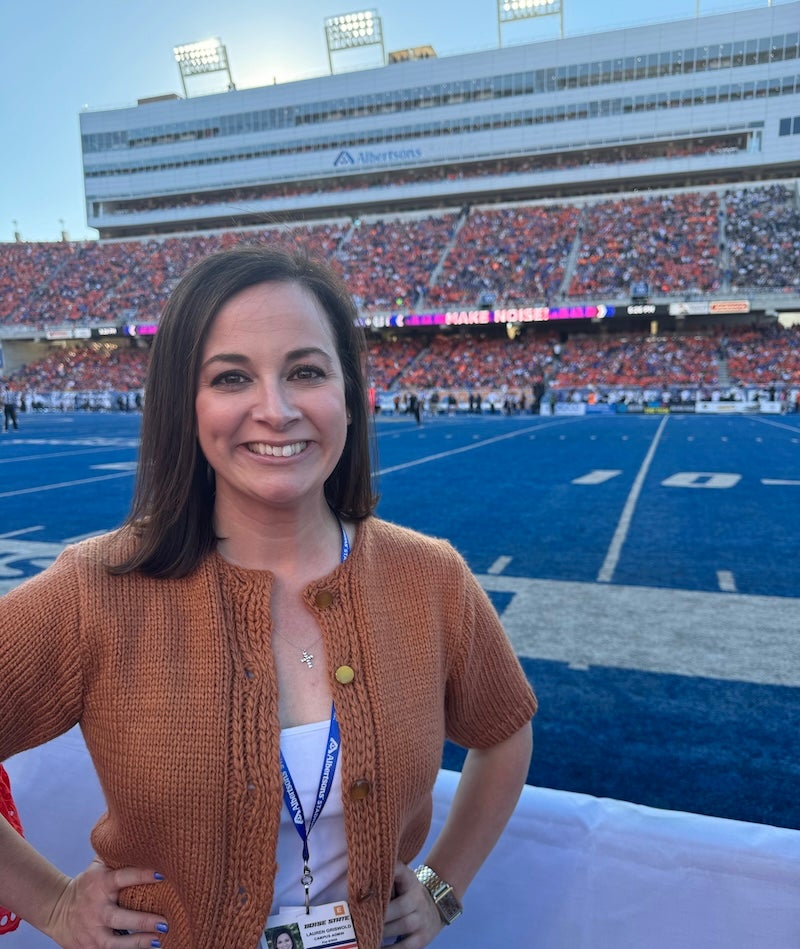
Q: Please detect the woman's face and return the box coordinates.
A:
[275,934,293,949]
[195,280,348,521]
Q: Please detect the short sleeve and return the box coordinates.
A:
[0,548,85,762]
[444,557,537,749]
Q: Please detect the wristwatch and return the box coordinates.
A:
[413,864,463,925]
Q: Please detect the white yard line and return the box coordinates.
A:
[597,414,669,583]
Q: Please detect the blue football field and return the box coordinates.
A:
[1,410,798,829]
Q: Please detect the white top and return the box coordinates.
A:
[270,719,349,914]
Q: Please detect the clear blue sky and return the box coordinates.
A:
[0,0,786,242]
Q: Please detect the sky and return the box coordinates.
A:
[1,0,789,243]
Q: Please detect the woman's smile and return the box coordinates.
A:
[245,440,309,458]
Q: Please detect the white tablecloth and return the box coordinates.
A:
[4,730,800,947]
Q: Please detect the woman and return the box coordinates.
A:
[0,246,536,949]
[268,927,298,949]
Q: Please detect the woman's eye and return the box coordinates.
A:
[291,364,326,381]
[211,370,249,386]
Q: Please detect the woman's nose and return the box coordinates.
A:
[251,381,300,426]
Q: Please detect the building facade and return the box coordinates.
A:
[80,3,800,238]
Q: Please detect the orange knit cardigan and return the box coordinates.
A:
[0,517,536,948]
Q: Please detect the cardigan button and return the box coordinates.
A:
[335,665,355,684]
[357,886,376,902]
[315,590,334,609]
[349,779,371,801]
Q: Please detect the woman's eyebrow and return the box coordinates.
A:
[200,352,249,370]
[200,348,334,371]
[285,346,334,364]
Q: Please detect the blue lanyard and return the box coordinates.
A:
[278,517,348,911]
[338,517,350,562]
[279,703,341,910]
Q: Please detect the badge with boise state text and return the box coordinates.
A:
[259,900,358,949]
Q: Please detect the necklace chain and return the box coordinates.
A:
[273,518,350,670]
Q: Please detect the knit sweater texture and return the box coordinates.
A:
[0,516,537,949]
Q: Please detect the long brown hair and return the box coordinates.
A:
[110,245,377,578]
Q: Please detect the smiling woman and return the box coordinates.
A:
[114,246,376,580]
[195,281,350,537]
[0,245,536,949]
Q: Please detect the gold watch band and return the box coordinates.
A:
[413,864,463,925]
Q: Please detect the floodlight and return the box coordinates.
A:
[497,0,563,42]
[324,9,385,73]
[173,37,236,97]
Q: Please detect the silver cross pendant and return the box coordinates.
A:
[301,650,314,668]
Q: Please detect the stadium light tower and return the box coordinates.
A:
[497,0,564,45]
[173,38,236,97]
[324,9,385,74]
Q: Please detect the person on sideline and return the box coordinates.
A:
[2,384,19,432]
[0,246,536,949]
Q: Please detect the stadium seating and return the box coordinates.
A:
[724,184,800,294]
[567,192,721,298]
[550,334,721,390]
[334,214,459,310]
[424,204,580,307]
[2,183,799,402]
[9,323,800,407]
[724,324,800,386]
[1,183,799,330]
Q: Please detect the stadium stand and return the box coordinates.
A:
[566,192,722,298]
[424,204,580,307]
[724,183,800,294]
[549,333,723,391]
[0,181,799,328]
[1,4,798,408]
[724,323,800,386]
[334,212,459,310]
[7,323,800,412]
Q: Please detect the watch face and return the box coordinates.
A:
[435,887,463,923]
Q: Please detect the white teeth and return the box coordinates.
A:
[247,441,307,457]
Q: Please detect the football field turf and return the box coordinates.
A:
[2,410,798,829]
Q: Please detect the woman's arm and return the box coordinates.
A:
[382,722,533,949]
[0,815,169,948]
[424,721,533,897]
[0,813,71,934]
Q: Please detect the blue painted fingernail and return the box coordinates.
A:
[156,922,169,933]
[151,941,161,948]
[153,872,165,881]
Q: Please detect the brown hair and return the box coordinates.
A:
[111,244,377,578]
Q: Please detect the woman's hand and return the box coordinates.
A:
[381,861,444,949]
[43,858,168,949]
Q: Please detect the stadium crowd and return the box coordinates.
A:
[4,324,799,411]
[567,192,721,298]
[424,205,581,307]
[2,180,798,414]
[551,333,722,390]
[724,184,800,293]
[1,182,798,330]
[334,214,459,310]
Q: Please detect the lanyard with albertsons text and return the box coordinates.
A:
[279,702,341,913]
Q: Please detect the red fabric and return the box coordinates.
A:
[0,764,23,934]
